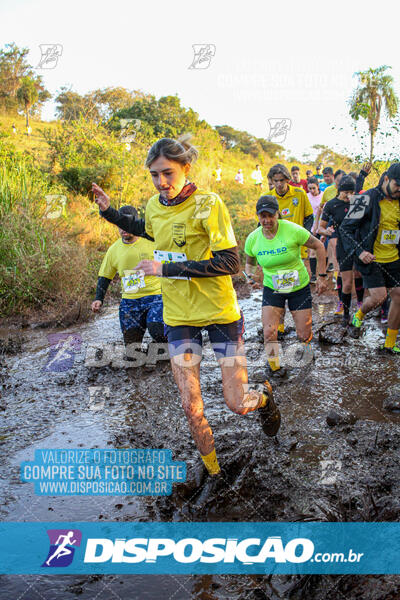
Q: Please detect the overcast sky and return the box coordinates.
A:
[1,0,399,161]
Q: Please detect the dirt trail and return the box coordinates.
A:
[1,288,400,599]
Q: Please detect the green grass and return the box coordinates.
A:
[0,113,60,168]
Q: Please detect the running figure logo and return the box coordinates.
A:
[188,44,216,69]
[37,44,63,69]
[345,194,370,220]
[42,529,82,567]
[267,118,292,143]
[43,333,82,373]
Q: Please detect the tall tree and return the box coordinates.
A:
[55,87,100,121]
[116,94,208,138]
[92,87,138,120]
[311,144,353,170]
[55,87,143,122]
[0,43,33,111]
[17,76,50,127]
[216,125,284,159]
[349,65,398,161]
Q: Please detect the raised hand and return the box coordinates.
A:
[361,161,372,175]
[92,183,111,211]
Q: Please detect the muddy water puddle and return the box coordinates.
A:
[1,293,400,598]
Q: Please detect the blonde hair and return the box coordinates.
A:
[145,134,199,168]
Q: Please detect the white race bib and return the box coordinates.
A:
[381,229,400,245]
[153,250,191,280]
[122,270,145,293]
[271,270,300,292]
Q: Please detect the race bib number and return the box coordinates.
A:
[153,250,191,280]
[122,270,145,293]
[381,229,400,244]
[271,270,300,292]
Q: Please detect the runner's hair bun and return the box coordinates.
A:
[145,135,199,167]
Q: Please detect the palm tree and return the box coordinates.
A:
[349,66,398,161]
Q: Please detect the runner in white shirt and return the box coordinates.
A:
[251,164,263,187]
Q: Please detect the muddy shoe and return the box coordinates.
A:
[192,471,224,508]
[266,364,288,380]
[123,354,135,362]
[342,314,350,327]
[334,301,344,316]
[258,381,281,437]
[377,344,400,356]
[295,344,314,363]
[348,314,363,339]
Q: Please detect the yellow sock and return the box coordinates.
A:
[355,309,365,321]
[278,324,284,334]
[258,393,267,408]
[384,328,398,349]
[268,356,280,371]
[200,448,220,475]
[334,270,338,279]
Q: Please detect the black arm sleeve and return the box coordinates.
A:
[99,206,154,241]
[355,170,367,194]
[303,214,314,232]
[320,204,331,223]
[95,276,112,302]
[162,247,240,278]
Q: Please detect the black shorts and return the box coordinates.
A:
[165,311,244,359]
[362,260,400,290]
[335,239,354,272]
[262,284,312,311]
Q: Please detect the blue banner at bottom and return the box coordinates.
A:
[1,522,399,574]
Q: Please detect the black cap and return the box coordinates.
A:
[119,205,138,218]
[338,175,356,193]
[387,163,400,185]
[256,195,279,214]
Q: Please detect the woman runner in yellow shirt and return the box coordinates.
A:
[92,136,280,501]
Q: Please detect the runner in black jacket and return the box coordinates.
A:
[318,176,357,324]
[340,163,400,353]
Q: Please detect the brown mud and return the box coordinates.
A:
[1,284,400,599]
